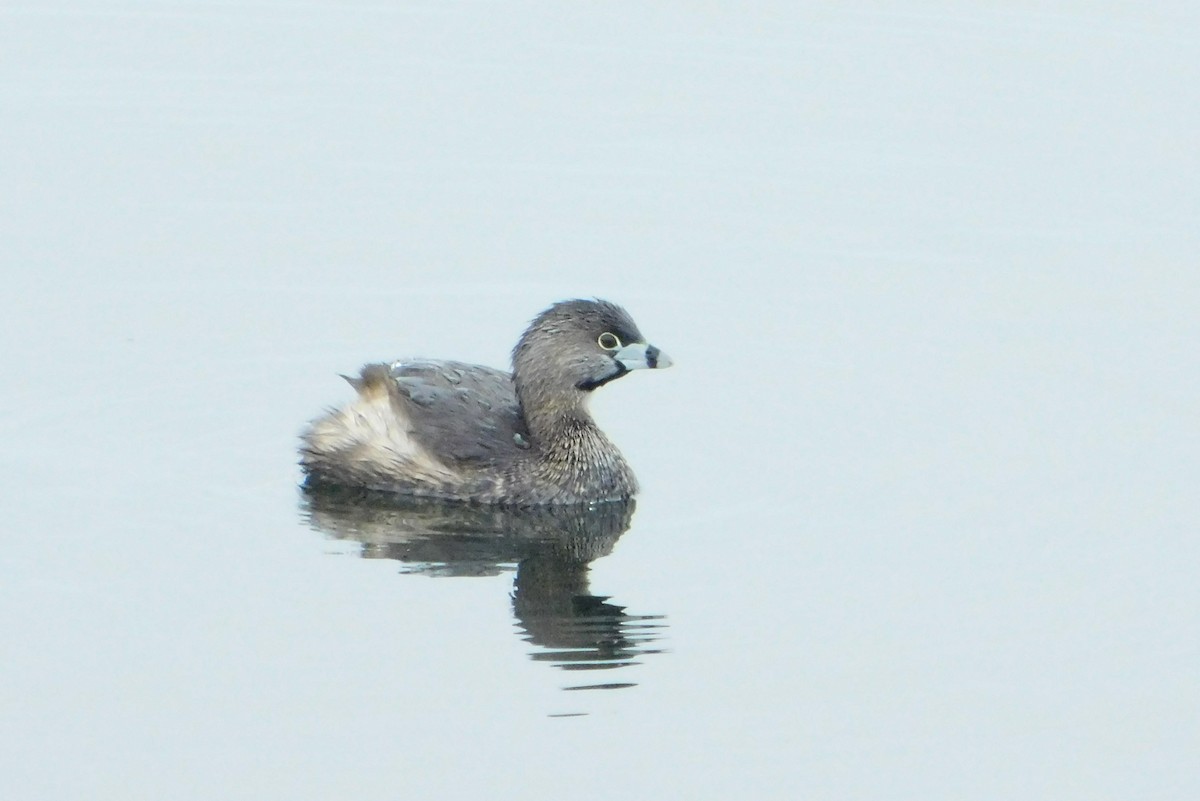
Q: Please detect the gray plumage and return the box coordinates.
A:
[300,299,672,506]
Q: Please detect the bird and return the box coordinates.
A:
[300,299,672,506]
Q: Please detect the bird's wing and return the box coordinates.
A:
[382,359,528,465]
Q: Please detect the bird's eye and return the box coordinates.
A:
[597,332,622,350]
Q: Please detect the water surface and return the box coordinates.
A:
[2,3,1198,800]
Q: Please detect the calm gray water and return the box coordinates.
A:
[3,4,1198,800]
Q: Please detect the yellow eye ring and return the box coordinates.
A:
[597,332,622,350]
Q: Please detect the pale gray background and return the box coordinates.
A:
[2,3,1197,800]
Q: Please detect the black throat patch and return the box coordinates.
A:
[576,362,628,392]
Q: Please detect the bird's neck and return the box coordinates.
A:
[521,395,597,454]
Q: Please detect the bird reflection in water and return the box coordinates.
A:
[301,488,667,692]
